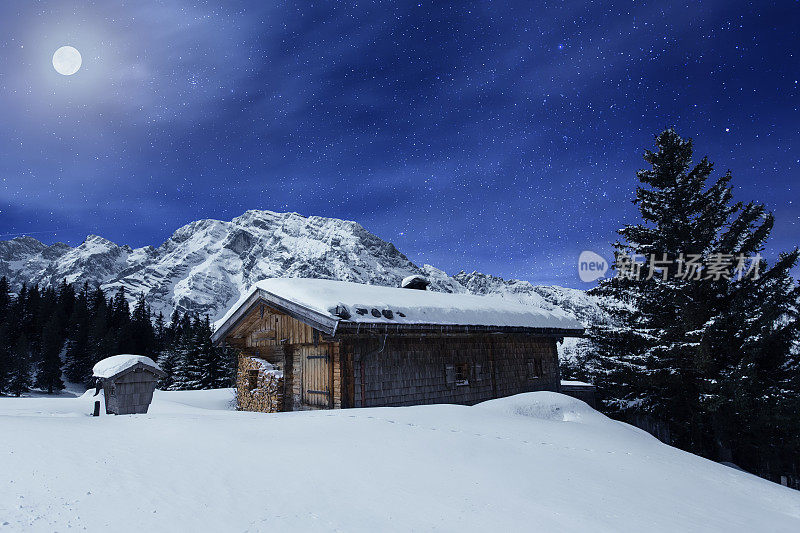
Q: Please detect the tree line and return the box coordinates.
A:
[0,279,236,396]
[562,129,800,487]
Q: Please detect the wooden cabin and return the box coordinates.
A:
[211,278,584,412]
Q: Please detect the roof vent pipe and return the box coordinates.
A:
[400,275,430,290]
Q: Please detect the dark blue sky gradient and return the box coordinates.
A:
[0,1,797,286]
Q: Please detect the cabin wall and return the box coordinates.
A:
[235,304,319,349]
[101,369,159,415]
[224,303,341,412]
[343,334,559,408]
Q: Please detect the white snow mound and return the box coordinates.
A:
[92,354,160,378]
[475,391,598,422]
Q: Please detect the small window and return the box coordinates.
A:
[248,370,259,391]
[455,362,471,386]
[528,358,543,379]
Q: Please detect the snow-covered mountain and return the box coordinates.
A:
[0,210,602,326]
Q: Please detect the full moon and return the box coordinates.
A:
[52,46,82,76]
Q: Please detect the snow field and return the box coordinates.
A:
[1,391,798,532]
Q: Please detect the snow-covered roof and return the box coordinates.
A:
[93,354,163,379]
[560,380,595,388]
[401,274,430,289]
[213,278,584,341]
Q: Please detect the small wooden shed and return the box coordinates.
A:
[92,355,166,415]
[560,380,597,408]
[212,278,585,413]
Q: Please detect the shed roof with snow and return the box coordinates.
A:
[93,354,166,381]
[212,278,584,343]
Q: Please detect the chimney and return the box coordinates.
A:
[401,275,429,290]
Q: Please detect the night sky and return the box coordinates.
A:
[0,1,797,287]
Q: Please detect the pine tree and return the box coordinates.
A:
[175,313,204,390]
[168,309,181,341]
[0,276,10,325]
[110,286,133,353]
[88,286,112,375]
[129,294,155,356]
[57,279,75,331]
[64,284,92,385]
[153,312,166,353]
[8,334,32,397]
[704,250,800,472]
[195,315,234,389]
[588,129,800,479]
[36,314,65,393]
[157,345,181,390]
[22,285,43,367]
[0,276,10,393]
[157,309,185,389]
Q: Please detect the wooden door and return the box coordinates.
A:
[302,345,331,408]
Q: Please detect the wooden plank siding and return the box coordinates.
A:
[101,368,160,415]
[228,303,319,349]
[300,344,330,407]
[226,303,341,411]
[343,334,559,408]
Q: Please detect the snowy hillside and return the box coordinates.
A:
[0,210,604,325]
[1,390,798,532]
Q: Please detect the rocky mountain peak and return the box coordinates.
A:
[0,210,599,326]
